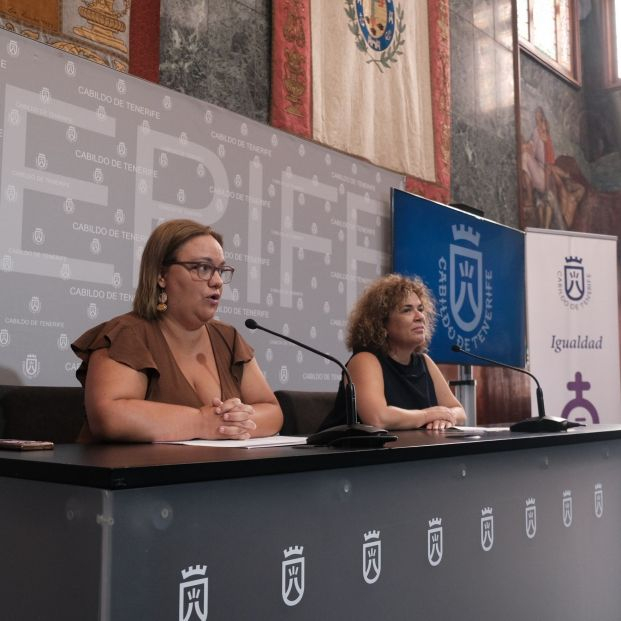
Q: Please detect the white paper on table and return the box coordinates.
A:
[158,435,308,449]
[452,426,511,433]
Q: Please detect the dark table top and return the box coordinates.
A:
[1,425,620,490]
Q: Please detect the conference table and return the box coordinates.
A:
[1,425,620,620]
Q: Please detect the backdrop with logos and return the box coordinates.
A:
[525,228,621,423]
[0,30,404,389]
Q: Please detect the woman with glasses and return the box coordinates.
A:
[72,219,283,442]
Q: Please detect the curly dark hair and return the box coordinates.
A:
[346,273,436,354]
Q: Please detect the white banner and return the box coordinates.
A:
[310,0,435,180]
[525,228,621,424]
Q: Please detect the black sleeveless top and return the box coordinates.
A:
[319,349,438,430]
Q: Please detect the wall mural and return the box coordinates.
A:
[0,0,159,81]
[519,48,621,380]
[521,106,586,231]
[519,5,621,243]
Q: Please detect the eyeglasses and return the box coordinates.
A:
[166,261,235,284]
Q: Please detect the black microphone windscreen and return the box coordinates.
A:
[451,344,461,352]
[245,319,258,329]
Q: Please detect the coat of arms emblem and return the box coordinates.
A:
[179,565,208,621]
[480,508,494,552]
[282,546,305,606]
[525,498,536,539]
[363,530,381,584]
[427,517,443,566]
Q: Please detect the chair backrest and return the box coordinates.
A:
[275,390,336,435]
[0,385,85,443]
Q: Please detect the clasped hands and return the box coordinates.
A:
[423,406,459,431]
[200,397,256,440]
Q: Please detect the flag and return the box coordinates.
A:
[271,0,450,202]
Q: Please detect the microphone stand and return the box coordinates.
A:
[245,319,397,447]
[451,345,583,432]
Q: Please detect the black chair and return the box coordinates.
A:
[0,385,85,443]
[275,390,336,435]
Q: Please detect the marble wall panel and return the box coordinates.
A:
[449,0,518,227]
[159,0,270,123]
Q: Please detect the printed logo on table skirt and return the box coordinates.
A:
[363,530,381,584]
[525,498,536,539]
[282,546,305,606]
[594,483,604,518]
[427,517,443,566]
[480,507,494,552]
[179,565,208,621]
[562,490,573,527]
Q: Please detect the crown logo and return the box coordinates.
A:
[565,256,583,264]
[283,546,304,558]
[563,490,572,498]
[481,507,493,517]
[595,483,602,491]
[428,517,442,528]
[364,530,380,541]
[526,498,535,507]
[181,565,207,580]
[451,224,480,245]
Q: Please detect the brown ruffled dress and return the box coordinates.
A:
[71,312,254,441]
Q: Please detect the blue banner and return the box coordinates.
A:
[392,189,526,366]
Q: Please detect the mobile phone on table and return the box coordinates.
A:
[0,439,54,450]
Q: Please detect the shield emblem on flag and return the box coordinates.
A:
[363,536,381,584]
[427,520,443,567]
[525,501,536,539]
[564,263,584,301]
[179,572,208,621]
[594,484,603,518]
[0,329,10,347]
[480,513,494,552]
[450,244,483,332]
[562,493,573,527]
[282,550,305,606]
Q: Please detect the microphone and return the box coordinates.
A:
[450,344,583,432]
[245,319,396,447]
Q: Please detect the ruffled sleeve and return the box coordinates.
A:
[71,313,159,387]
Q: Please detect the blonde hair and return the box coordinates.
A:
[346,273,436,354]
[133,219,223,319]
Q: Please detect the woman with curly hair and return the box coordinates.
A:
[320,274,466,431]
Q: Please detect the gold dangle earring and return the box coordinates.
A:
[156,289,168,312]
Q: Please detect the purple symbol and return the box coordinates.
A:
[561,371,599,423]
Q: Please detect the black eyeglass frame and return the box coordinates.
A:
[164,261,235,284]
